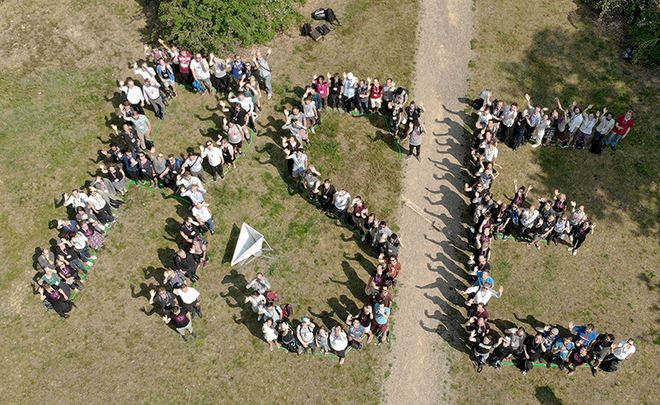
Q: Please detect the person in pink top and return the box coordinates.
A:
[605,110,634,153]
[313,75,330,110]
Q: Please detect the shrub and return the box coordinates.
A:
[583,0,660,66]
[158,0,303,53]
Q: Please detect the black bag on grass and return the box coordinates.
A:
[310,28,323,41]
[317,24,331,36]
[325,8,340,25]
[312,8,327,20]
[301,23,312,36]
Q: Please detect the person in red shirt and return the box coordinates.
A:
[369,78,384,114]
[605,110,634,152]
[177,50,193,85]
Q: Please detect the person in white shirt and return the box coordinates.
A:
[181,184,206,204]
[461,283,504,306]
[132,62,156,81]
[174,283,202,318]
[191,201,215,235]
[531,114,551,148]
[245,272,271,294]
[200,140,224,180]
[176,172,203,192]
[190,53,213,94]
[286,149,308,179]
[333,189,352,219]
[600,338,636,372]
[329,326,349,365]
[142,78,166,119]
[574,107,597,148]
[63,189,89,211]
[245,290,267,319]
[87,188,115,224]
[590,108,615,154]
[262,318,279,351]
[228,92,254,114]
[181,151,205,181]
[483,141,499,163]
[119,79,145,114]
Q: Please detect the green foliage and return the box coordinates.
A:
[583,0,660,66]
[158,0,303,53]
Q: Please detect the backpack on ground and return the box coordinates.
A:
[312,8,327,20]
[317,24,331,36]
[301,22,312,36]
[325,8,340,25]
[310,28,323,41]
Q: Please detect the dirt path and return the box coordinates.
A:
[385,0,473,403]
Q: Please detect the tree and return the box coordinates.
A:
[158,0,303,53]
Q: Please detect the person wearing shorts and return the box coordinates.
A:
[329,326,349,365]
[373,301,391,344]
[369,78,383,113]
[164,306,196,341]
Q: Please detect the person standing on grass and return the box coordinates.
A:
[181,151,205,182]
[369,78,384,114]
[406,120,425,161]
[568,220,595,256]
[156,58,177,97]
[599,338,635,373]
[328,72,343,110]
[519,333,547,376]
[317,179,336,212]
[472,334,493,373]
[230,54,247,88]
[373,301,391,344]
[176,49,193,86]
[329,325,349,365]
[566,346,589,376]
[589,333,616,375]
[574,109,598,149]
[313,75,330,109]
[149,287,177,314]
[262,318,279,351]
[163,306,196,341]
[590,108,615,154]
[547,337,575,370]
[332,188,351,221]
[223,117,247,156]
[568,321,598,348]
[142,78,166,119]
[38,281,73,318]
[208,53,230,95]
[174,249,200,282]
[342,72,358,112]
[190,53,213,95]
[125,110,152,150]
[461,282,504,307]
[120,79,145,114]
[605,110,634,153]
[286,148,308,180]
[489,336,513,369]
[192,202,215,235]
[246,272,271,294]
[174,283,202,318]
[296,317,317,353]
[253,48,273,100]
[200,140,224,181]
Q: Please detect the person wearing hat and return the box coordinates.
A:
[489,336,513,369]
[296,317,317,353]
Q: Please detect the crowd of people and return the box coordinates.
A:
[34,37,408,364]
[33,38,275,320]
[457,90,637,375]
[235,71,414,364]
[473,91,635,154]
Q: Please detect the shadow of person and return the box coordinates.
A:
[535,386,563,405]
[157,247,176,268]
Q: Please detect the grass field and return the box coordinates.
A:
[0,0,418,403]
[447,1,660,404]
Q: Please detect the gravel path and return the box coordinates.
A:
[385,0,473,403]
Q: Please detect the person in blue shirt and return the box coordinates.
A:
[547,337,575,369]
[472,270,494,288]
[568,321,598,347]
